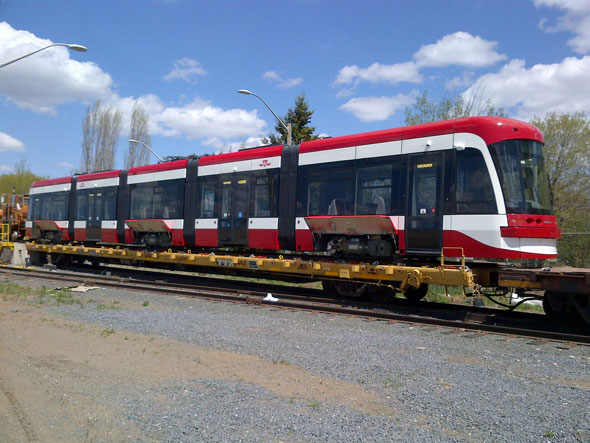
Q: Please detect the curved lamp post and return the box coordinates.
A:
[128,139,163,162]
[0,43,87,69]
[238,89,293,145]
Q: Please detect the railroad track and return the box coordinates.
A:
[1,264,588,346]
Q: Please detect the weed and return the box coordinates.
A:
[142,301,149,307]
[385,376,401,390]
[308,399,320,409]
[545,430,555,438]
[100,328,115,337]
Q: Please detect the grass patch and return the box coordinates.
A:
[0,282,85,307]
[426,285,545,314]
[96,302,122,310]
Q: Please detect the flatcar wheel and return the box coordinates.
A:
[322,280,366,298]
[50,253,72,267]
[543,292,586,326]
[403,284,429,303]
[367,286,397,303]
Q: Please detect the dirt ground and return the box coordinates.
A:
[0,292,393,442]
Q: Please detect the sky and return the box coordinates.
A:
[1,0,589,178]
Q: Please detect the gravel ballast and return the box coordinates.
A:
[2,275,589,442]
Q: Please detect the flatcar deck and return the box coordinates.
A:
[499,267,590,295]
[25,242,474,291]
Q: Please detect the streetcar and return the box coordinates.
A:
[26,116,560,261]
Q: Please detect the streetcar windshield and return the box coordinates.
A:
[489,140,551,215]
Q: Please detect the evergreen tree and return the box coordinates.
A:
[262,92,319,145]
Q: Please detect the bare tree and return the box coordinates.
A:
[404,87,505,126]
[125,101,152,168]
[80,101,100,173]
[80,100,122,173]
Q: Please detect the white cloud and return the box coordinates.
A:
[339,92,418,122]
[445,72,476,91]
[535,0,590,54]
[211,136,267,153]
[56,161,73,169]
[263,70,303,89]
[414,32,506,68]
[463,56,590,120]
[0,22,113,114]
[0,23,270,147]
[163,58,207,83]
[0,165,12,173]
[334,32,504,98]
[107,93,268,147]
[0,131,25,152]
[135,96,267,140]
[334,61,421,86]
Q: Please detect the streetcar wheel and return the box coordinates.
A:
[403,284,429,303]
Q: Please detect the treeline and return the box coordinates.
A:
[0,160,45,195]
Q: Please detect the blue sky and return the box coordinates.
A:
[1,0,589,178]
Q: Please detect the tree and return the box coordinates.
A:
[530,112,590,267]
[125,101,152,168]
[261,92,319,145]
[404,89,505,126]
[80,100,122,173]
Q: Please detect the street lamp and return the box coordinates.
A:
[128,139,164,163]
[0,43,88,69]
[238,89,293,145]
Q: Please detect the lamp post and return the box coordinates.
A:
[0,43,88,69]
[238,89,293,145]
[128,139,164,162]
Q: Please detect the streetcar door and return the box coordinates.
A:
[86,191,102,241]
[218,174,249,246]
[405,153,443,254]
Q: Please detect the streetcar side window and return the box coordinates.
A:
[103,188,117,220]
[39,192,68,220]
[455,148,496,214]
[200,181,217,218]
[355,164,392,215]
[76,188,117,222]
[129,179,184,220]
[391,156,408,215]
[253,175,271,217]
[129,184,152,219]
[75,191,88,220]
[307,165,354,216]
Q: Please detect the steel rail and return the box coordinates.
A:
[1,265,588,346]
